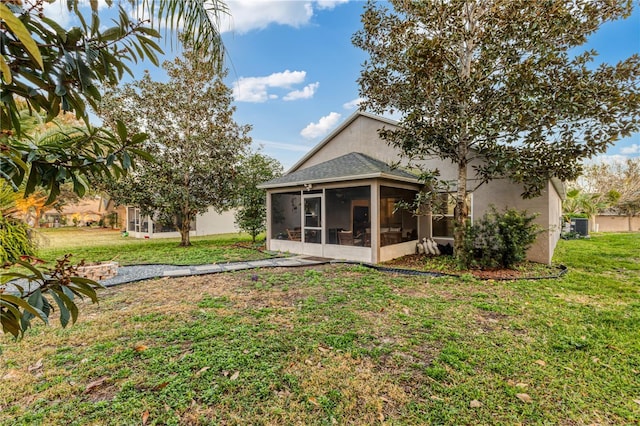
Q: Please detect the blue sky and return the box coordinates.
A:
[44,1,640,170]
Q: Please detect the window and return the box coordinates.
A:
[432,193,471,238]
[380,186,418,246]
[325,186,371,247]
[271,192,301,240]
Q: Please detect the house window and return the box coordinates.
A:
[380,186,418,246]
[432,193,471,238]
[271,192,301,240]
[325,186,371,247]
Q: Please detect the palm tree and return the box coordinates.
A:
[563,189,612,232]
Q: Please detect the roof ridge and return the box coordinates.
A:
[352,152,385,167]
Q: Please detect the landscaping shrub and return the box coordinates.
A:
[460,207,540,269]
[0,216,35,266]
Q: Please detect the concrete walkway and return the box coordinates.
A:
[101,256,332,287]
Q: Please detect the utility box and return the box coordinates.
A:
[570,218,589,236]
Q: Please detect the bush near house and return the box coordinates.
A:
[460,207,540,269]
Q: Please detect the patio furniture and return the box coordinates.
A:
[338,230,362,246]
[286,229,302,241]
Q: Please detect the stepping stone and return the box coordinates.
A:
[194,264,222,272]
[163,269,190,277]
[222,263,250,271]
[275,260,304,267]
[247,260,276,267]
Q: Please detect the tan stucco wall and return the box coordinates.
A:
[280,113,562,264]
[594,215,640,232]
[195,208,239,236]
[295,115,403,171]
[472,178,562,264]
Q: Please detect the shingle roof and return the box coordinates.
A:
[259,152,419,189]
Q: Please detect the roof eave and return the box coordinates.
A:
[259,172,419,190]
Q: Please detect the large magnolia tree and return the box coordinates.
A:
[353,0,640,255]
[99,43,252,247]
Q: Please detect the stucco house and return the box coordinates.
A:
[259,111,564,264]
[124,207,239,239]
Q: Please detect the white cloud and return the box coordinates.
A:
[233,70,310,102]
[620,143,640,155]
[343,97,364,110]
[301,112,342,139]
[221,0,348,34]
[283,82,319,101]
[316,1,350,10]
[222,1,313,34]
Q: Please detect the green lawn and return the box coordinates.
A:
[34,227,272,265]
[0,233,638,425]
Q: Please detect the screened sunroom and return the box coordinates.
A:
[260,153,427,263]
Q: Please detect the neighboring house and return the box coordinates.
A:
[259,111,564,264]
[98,197,126,229]
[124,207,239,239]
[42,198,103,227]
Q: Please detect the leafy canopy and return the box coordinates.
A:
[1,0,227,201]
[234,153,283,242]
[98,40,251,247]
[354,0,640,255]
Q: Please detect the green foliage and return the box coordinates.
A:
[0,216,34,266]
[1,0,228,200]
[0,255,102,338]
[235,153,283,242]
[460,207,540,269]
[1,234,639,424]
[576,158,640,218]
[1,2,159,198]
[354,0,640,256]
[98,40,252,247]
[563,188,610,221]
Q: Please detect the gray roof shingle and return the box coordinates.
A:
[259,152,419,189]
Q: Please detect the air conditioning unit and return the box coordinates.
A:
[570,218,589,237]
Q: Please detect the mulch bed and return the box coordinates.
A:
[383,254,564,280]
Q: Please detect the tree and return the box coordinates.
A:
[575,158,640,229]
[562,188,615,232]
[235,153,283,242]
[1,0,229,337]
[353,0,640,257]
[1,0,227,199]
[99,42,252,247]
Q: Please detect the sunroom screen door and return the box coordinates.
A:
[303,195,322,244]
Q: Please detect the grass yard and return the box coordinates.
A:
[34,227,271,266]
[0,233,638,424]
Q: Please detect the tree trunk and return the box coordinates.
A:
[453,160,469,257]
[179,220,191,247]
[452,3,475,259]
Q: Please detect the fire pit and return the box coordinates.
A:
[76,262,118,281]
